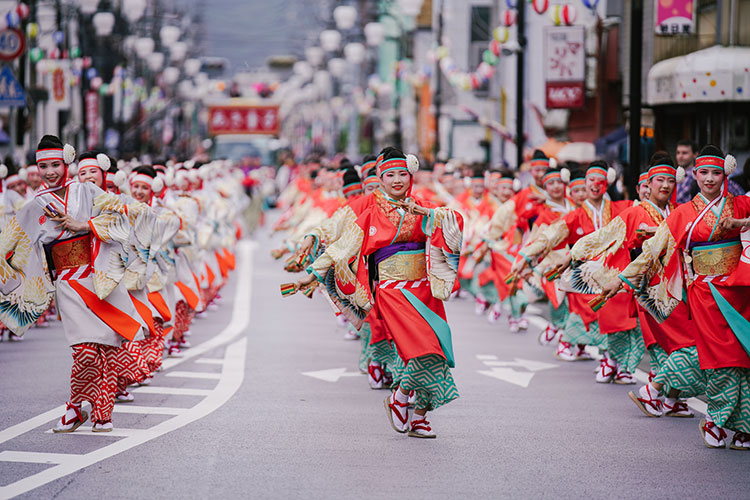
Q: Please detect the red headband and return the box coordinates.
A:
[695,155,725,170]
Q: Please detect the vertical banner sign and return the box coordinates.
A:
[544,26,585,109]
[46,60,71,110]
[655,0,694,35]
[85,91,99,149]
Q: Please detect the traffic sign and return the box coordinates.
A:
[0,28,25,61]
[0,66,26,108]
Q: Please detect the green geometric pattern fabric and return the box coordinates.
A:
[704,367,750,433]
[506,291,528,319]
[607,326,645,372]
[549,298,569,329]
[371,339,396,370]
[648,344,668,375]
[397,354,459,411]
[358,322,372,373]
[562,313,608,349]
[653,346,706,399]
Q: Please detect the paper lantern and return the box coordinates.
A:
[16,3,30,19]
[505,0,517,8]
[90,76,103,90]
[531,0,549,14]
[490,39,501,57]
[493,26,510,43]
[503,10,517,27]
[581,0,600,10]
[26,22,38,38]
[549,4,577,25]
[482,49,498,66]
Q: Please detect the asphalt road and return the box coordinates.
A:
[0,228,747,499]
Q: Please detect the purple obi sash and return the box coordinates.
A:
[372,242,424,266]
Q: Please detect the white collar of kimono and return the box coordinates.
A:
[585,199,605,230]
[644,199,670,220]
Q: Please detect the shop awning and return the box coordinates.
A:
[647,45,750,105]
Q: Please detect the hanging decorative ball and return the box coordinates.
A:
[82,57,93,69]
[98,83,109,96]
[90,76,103,90]
[70,46,81,59]
[490,39,501,57]
[29,47,44,63]
[493,26,510,43]
[549,4,577,25]
[503,10,517,27]
[470,73,481,90]
[52,30,65,44]
[5,11,20,28]
[16,3,30,19]
[26,22,38,38]
[505,0,517,8]
[581,0,600,10]
[531,0,549,14]
[477,62,494,79]
[48,47,61,60]
[86,67,98,80]
[482,49,498,66]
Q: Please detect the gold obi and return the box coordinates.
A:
[378,251,427,281]
[690,239,741,276]
[51,234,92,271]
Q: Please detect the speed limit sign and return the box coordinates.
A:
[0,29,25,62]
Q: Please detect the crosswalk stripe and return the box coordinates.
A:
[112,405,187,415]
[132,386,213,396]
[0,451,81,464]
[195,358,225,365]
[165,371,222,380]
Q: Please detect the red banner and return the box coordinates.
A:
[545,82,584,109]
[208,105,279,135]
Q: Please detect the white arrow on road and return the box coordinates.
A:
[301,368,363,383]
[478,368,536,388]
[482,358,558,372]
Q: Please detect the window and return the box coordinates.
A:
[469,5,492,95]
[696,0,718,48]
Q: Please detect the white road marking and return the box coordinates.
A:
[195,358,225,365]
[0,337,248,499]
[165,371,222,380]
[132,386,213,397]
[478,368,536,388]
[475,354,498,361]
[483,358,558,372]
[0,452,81,465]
[44,427,145,438]
[0,242,253,499]
[301,368,364,383]
[112,405,187,416]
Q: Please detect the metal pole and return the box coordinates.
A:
[515,0,526,169]
[433,0,443,160]
[627,0,643,199]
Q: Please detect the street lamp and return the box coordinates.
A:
[92,12,115,37]
[396,0,424,17]
[170,41,188,61]
[344,43,365,65]
[293,61,313,80]
[305,46,325,67]
[160,25,181,46]
[333,5,357,30]
[184,58,201,77]
[320,30,341,52]
[135,37,154,59]
[122,0,147,23]
[364,22,385,47]
[147,52,165,72]
[78,0,100,15]
[162,66,180,85]
[328,58,346,78]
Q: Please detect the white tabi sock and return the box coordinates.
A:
[664,397,677,407]
[395,388,409,404]
[648,382,661,397]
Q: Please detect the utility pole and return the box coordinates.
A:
[627,0,643,199]
[515,0,526,170]
[432,0,443,161]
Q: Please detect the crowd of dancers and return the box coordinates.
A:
[0,134,248,432]
[274,142,750,449]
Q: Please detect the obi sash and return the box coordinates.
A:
[44,234,92,279]
[373,242,427,282]
[689,238,741,277]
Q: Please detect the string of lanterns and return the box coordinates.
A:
[433,0,597,92]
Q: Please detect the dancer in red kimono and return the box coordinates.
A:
[298,147,463,438]
[602,145,750,449]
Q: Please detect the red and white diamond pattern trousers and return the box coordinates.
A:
[173,300,194,341]
[115,340,150,392]
[70,343,119,423]
[138,317,165,372]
